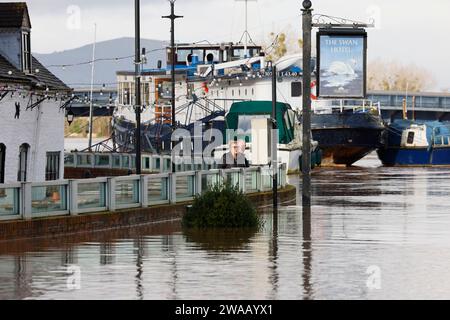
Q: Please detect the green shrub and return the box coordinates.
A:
[182,182,261,228]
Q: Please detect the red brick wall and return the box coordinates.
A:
[0,185,296,241]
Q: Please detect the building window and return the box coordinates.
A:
[291,81,302,97]
[0,144,5,184]
[46,152,61,181]
[22,32,31,73]
[18,143,29,182]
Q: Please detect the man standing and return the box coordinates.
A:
[220,139,249,169]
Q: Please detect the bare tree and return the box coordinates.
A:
[368,59,436,92]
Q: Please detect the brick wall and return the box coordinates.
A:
[0,185,296,241]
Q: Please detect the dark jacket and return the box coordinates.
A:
[220,152,249,169]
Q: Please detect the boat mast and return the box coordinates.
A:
[88,23,97,151]
[236,0,257,58]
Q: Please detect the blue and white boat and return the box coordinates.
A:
[377,120,450,166]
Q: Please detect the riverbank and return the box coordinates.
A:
[0,185,296,241]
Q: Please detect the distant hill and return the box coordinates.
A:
[34,37,167,88]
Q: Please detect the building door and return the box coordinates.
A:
[0,144,5,184]
[18,144,29,182]
[45,152,61,181]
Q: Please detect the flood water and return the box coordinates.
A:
[2,154,450,300]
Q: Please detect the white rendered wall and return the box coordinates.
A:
[0,93,65,183]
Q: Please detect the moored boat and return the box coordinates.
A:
[377,119,450,166]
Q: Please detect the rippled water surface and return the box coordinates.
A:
[1,154,450,300]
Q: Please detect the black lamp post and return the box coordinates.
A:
[163,0,183,173]
[135,0,142,174]
[302,0,313,204]
[271,63,278,213]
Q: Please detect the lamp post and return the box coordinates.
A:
[135,0,142,174]
[163,0,183,173]
[302,0,313,204]
[271,63,278,212]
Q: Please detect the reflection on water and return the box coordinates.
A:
[2,154,450,299]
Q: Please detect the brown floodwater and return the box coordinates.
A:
[1,154,450,300]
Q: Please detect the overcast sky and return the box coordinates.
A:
[6,0,450,90]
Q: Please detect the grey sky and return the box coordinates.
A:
[5,0,449,90]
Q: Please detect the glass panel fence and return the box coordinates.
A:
[112,155,121,168]
[201,173,222,192]
[148,177,169,203]
[0,187,20,216]
[77,154,92,166]
[245,170,259,192]
[115,180,139,206]
[32,185,67,214]
[95,155,110,166]
[77,182,107,210]
[176,175,195,200]
[64,154,74,166]
[226,171,241,189]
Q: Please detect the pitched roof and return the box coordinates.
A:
[0,2,31,29]
[0,53,70,91]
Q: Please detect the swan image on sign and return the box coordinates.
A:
[318,34,366,98]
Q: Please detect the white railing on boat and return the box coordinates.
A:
[0,164,287,222]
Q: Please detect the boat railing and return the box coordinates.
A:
[0,164,287,222]
[313,99,382,116]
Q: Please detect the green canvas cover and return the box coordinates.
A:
[225,101,296,144]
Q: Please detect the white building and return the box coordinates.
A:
[0,3,70,184]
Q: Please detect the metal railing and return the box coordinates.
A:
[0,164,287,221]
[64,152,219,173]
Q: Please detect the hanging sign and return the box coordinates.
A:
[317,29,367,99]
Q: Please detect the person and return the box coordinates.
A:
[220,139,249,169]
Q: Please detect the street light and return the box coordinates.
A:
[66,109,75,126]
[135,0,142,174]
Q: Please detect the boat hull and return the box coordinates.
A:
[377,147,450,166]
[310,112,384,167]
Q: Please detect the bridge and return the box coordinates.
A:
[358,91,450,122]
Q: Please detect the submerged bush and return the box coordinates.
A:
[182,183,261,228]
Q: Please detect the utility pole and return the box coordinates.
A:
[135,0,142,174]
[163,0,183,173]
[302,0,313,202]
[272,63,278,212]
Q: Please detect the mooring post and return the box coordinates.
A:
[302,0,313,202]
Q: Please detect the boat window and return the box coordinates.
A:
[252,88,255,96]
[177,49,191,64]
[205,50,220,63]
[232,90,234,97]
[407,132,415,144]
[291,82,302,97]
[245,89,248,96]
